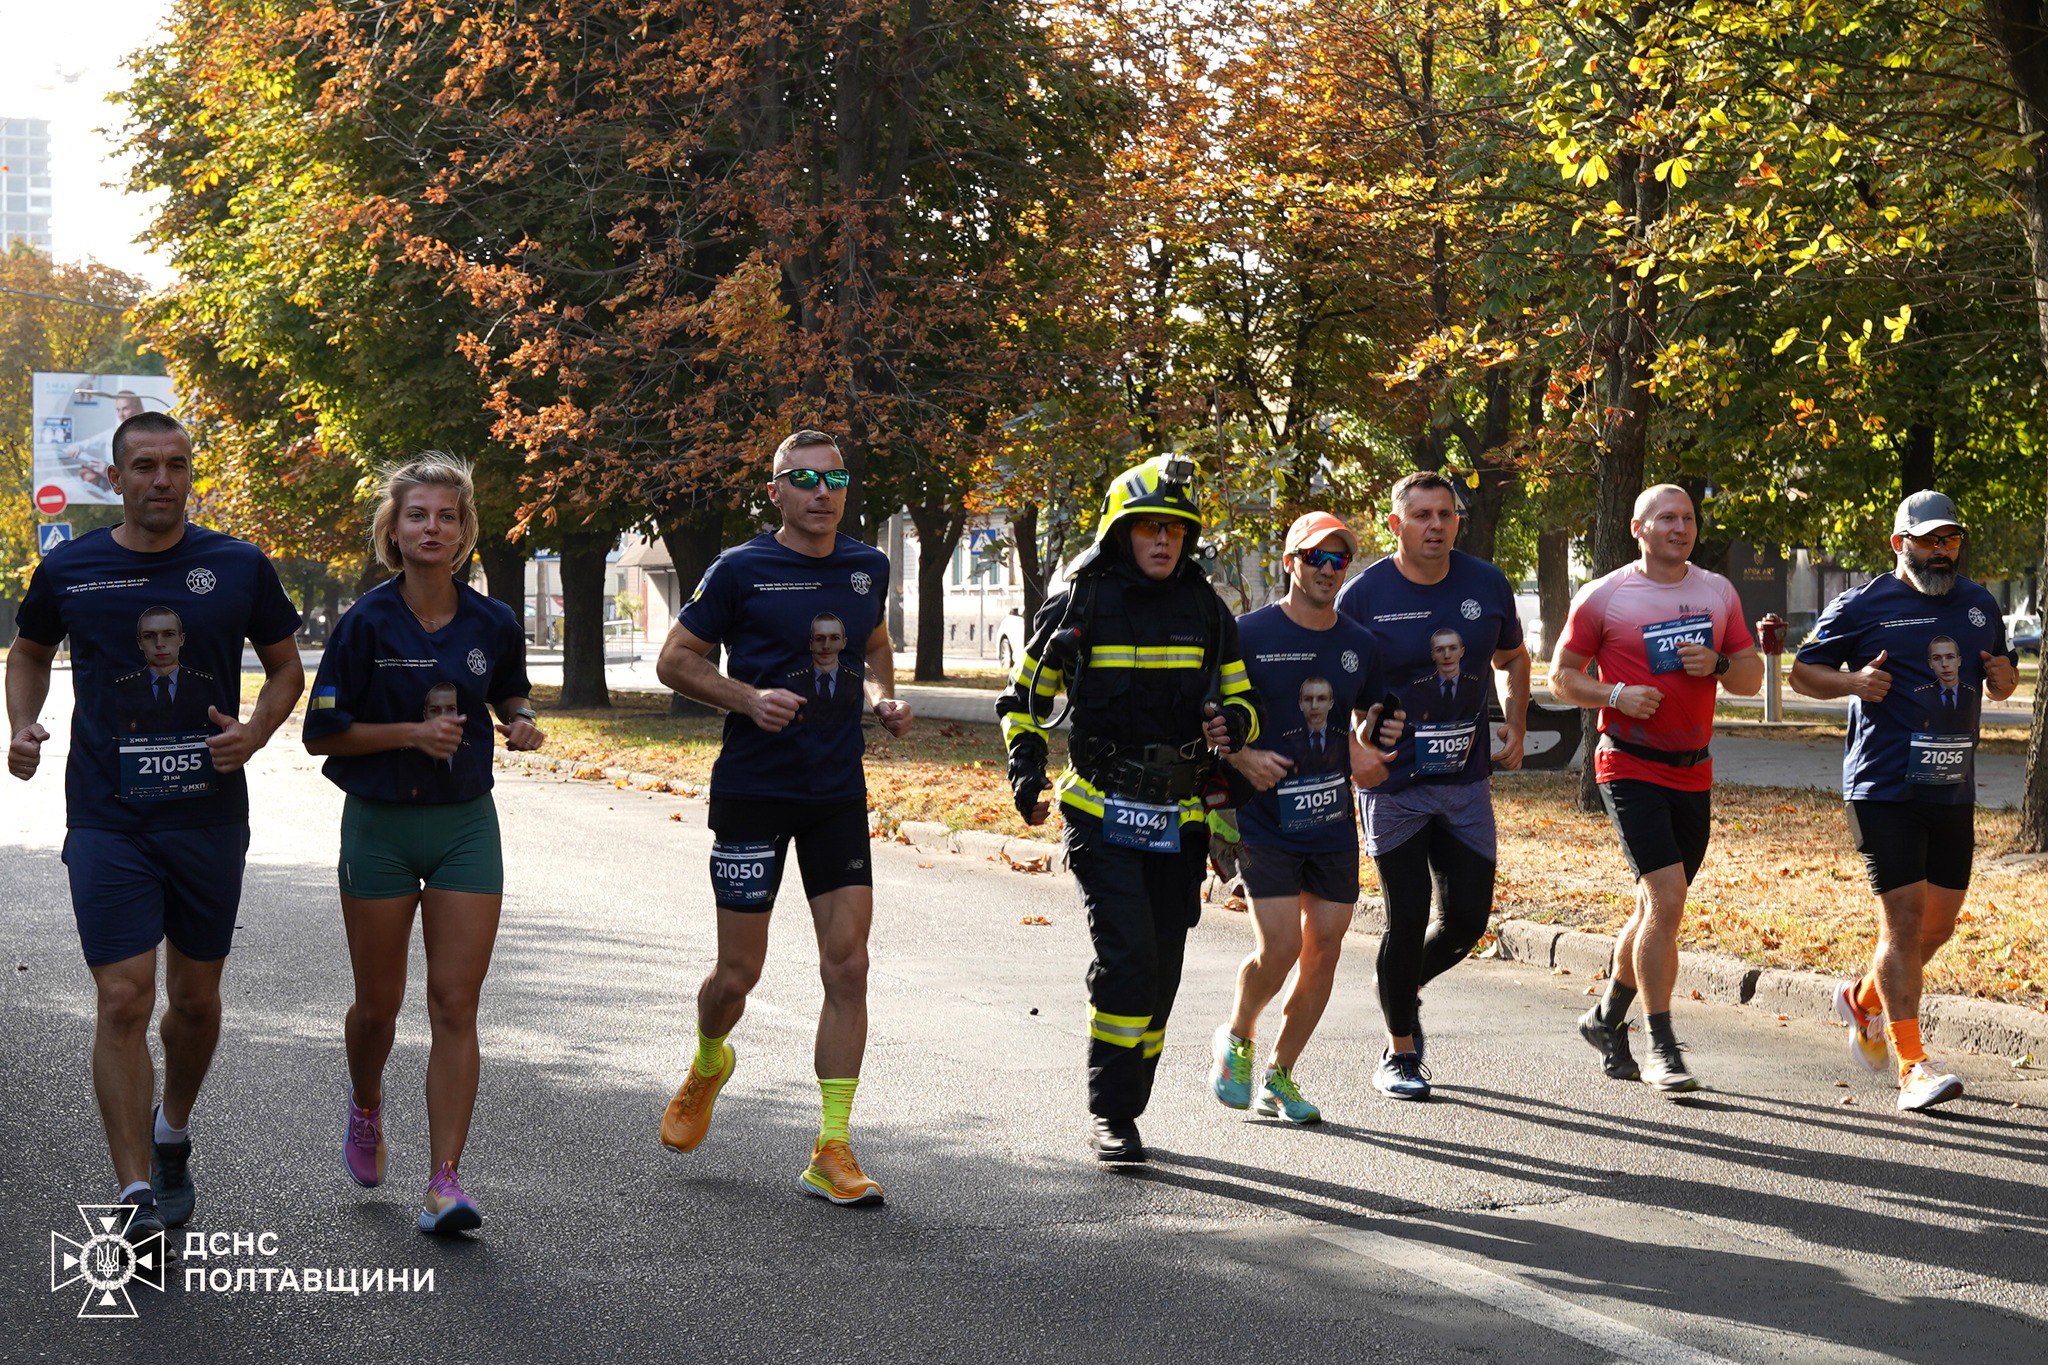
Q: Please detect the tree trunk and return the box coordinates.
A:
[1013,501,1048,627]
[478,538,525,622]
[660,506,728,717]
[1982,0,2048,849]
[557,536,612,710]
[1538,527,1571,660]
[1897,418,1937,495]
[906,498,966,682]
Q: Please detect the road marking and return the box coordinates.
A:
[1314,1227,1741,1365]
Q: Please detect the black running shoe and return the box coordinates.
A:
[1577,1006,1642,1081]
[1641,1040,1701,1095]
[151,1108,195,1228]
[1090,1116,1146,1164]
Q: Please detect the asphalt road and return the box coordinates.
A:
[3,685,2044,1363]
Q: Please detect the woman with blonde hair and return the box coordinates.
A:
[303,452,542,1234]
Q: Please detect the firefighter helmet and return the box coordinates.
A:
[1094,454,1202,544]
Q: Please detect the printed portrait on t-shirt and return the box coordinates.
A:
[115,606,220,735]
[782,611,862,726]
[1912,635,1978,730]
[1285,675,1346,775]
[423,680,464,772]
[1398,628,1483,722]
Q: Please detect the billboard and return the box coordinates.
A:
[31,373,180,512]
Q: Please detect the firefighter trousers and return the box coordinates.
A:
[1065,809,1210,1120]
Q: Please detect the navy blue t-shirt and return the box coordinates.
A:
[1795,572,2009,804]
[302,578,530,804]
[16,524,301,832]
[677,532,890,803]
[1233,603,1382,852]
[1334,550,1523,794]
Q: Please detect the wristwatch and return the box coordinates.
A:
[512,706,539,721]
[1712,651,1730,677]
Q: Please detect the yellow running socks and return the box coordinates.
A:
[694,1026,730,1077]
[818,1077,859,1144]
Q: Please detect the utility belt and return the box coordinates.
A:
[1073,737,1209,804]
[1598,733,1711,769]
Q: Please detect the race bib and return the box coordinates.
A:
[117,731,218,803]
[1276,769,1351,834]
[1414,719,1477,777]
[1102,794,1181,853]
[1907,732,1973,786]
[709,840,779,907]
[1642,615,1714,675]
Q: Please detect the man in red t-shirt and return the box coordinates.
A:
[1549,486,1763,1093]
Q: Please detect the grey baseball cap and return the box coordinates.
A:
[1893,489,1964,537]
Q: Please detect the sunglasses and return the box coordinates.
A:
[774,468,852,491]
[1296,547,1351,570]
[1905,531,1963,551]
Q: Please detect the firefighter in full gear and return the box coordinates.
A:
[995,454,1263,1162]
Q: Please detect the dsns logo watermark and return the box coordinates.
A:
[51,1204,166,1319]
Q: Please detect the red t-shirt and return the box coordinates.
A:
[1560,563,1754,792]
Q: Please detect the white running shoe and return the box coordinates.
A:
[1897,1061,1963,1113]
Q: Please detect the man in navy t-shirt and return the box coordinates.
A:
[654,429,912,1206]
[1209,511,1394,1125]
[1792,489,2018,1114]
[1333,470,1531,1101]
[7,411,303,1241]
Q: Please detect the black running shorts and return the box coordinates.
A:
[705,796,872,913]
[1598,778,1711,884]
[1239,841,1360,906]
[1845,799,1974,896]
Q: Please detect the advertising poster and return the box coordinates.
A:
[30,373,180,512]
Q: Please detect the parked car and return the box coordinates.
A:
[2008,614,2042,658]
[997,608,1026,669]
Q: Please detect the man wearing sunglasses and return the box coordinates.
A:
[1334,471,1531,1101]
[655,428,913,1204]
[1791,490,2017,1112]
[1209,512,1397,1124]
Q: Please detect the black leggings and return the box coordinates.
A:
[1372,817,1496,1038]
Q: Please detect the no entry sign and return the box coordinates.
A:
[35,484,68,516]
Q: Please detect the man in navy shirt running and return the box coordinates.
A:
[1791,490,2017,1112]
[1334,471,1530,1101]
[8,411,303,1240]
[655,429,912,1205]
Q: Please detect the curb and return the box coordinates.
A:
[495,752,2048,1060]
[1491,918,2048,1062]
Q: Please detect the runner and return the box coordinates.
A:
[7,411,303,1241]
[1334,472,1530,1100]
[655,430,911,1205]
[1550,484,1762,1094]
[1789,490,2017,1112]
[1210,512,1396,1123]
[302,453,541,1234]
[997,453,1261,1162]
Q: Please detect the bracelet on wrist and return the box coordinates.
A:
[1607,681,1626,709]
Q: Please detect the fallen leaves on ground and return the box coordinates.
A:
[1001,849,1052,874]
[1020,915,1051,926]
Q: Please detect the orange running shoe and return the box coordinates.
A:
[798,1138,883,1205]
[660,1043,735,1153]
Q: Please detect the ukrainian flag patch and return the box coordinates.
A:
[311,686,337,710]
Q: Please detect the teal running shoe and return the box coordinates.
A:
[1210,1025,1253,1109]
[1253,1067,1322,1124]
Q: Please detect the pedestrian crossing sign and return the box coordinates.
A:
[38,522,72,555]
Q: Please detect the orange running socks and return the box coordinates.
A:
[1886,1018,1926,1072]
[1854,975,1882,1017]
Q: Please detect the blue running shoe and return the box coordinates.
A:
[1253,1067,1322,1123]
[1211,1026,1253,1109]
[1373,1048,1431,1101]
[150,1105,195,1227]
